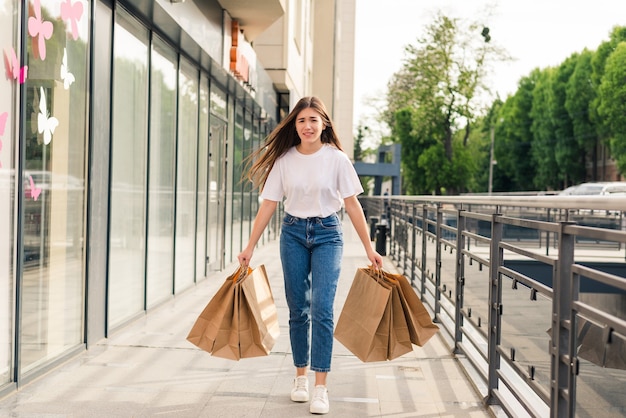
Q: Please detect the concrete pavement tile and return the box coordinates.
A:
[378,399,440,416]
[437,401,496,417]
[425,377,484,404]
[197,394,266,417]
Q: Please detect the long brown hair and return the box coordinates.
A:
[244,96,343,189]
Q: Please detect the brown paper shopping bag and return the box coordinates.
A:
[382,274,414,359]
[240,264,280,354]
[384,270,439,346]
[187,264,279,360]
[334,268,391,362]
[335,267,414,362]
[186,266,245,353]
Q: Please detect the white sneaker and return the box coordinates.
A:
[291,375,309,402]
[309,385,329,414]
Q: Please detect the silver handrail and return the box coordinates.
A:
[360,195,626,418]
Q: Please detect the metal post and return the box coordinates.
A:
[421,204,428,299]
[551,222,576,417]
[434,204,443,317]
[411,203,417,286]
[454,210,466,353]
[485,212,503,406]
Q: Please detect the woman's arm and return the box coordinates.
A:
[344,195,383,268]
[237,199,279,267]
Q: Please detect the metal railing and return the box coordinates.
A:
[359,195,626,418]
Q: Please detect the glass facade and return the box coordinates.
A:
[0,0,19,387]
[19,0,90,375]
[174,58,199,293]
[0,0,277,391]
[108,8,149,329]
[146,37,177,308]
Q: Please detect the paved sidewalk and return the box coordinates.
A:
[0,220,494,417]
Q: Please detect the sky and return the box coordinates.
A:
[353,0,626,136]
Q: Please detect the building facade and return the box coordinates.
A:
[0,0,355,393]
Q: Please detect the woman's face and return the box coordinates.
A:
[295,107,325,147]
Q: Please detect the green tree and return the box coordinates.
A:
[530,68,559,189]
[552,54,583,186]
[597,42,626,173]
[565,49,598,179]
[386,11,508,194]
[496,72,537,191]
[590,26,626,141]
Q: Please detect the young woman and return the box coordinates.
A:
[237,96,382,415]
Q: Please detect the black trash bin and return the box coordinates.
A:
[375,221,388,255]
[369,216,379,241]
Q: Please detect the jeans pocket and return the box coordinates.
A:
[318,214,340,230]
[283,214,298,226]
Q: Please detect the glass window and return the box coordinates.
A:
[207,88,227,271]
[241,110,253,246]
[146,37,177,307]
[108,8,149,328]
[174,58,198,293]
[19,0,89,374]
[0,0,19,386]
[230,104,244,259]
[195,75,209,281]
[224,95,235,264]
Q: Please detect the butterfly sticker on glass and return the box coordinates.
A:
[61,48,75,89]
[28,0,54,61]
[37,87,59,145]
[28,175,42,201]
[61,0,84,41]
[4,46,28,84]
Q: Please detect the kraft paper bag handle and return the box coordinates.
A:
[235,265,251,283]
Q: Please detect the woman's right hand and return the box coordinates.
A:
[237,246,254,268]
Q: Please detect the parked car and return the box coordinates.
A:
[559,181,626,196]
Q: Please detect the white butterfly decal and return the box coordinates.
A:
[37,87,59,145]
[60,48,75,89]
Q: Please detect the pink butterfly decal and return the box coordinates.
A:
[28,175,42,201]
[60,0,83,41]
[4,47,28,83]
[0,111,7,136]
[28,0,54,61]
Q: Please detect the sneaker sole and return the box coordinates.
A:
[310,406,329,414]
[291,393,309,402]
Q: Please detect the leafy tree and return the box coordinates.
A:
[552,54,583,186]
[530,68,560,189]
[597,42,626,173]
[565,49,598,179]
[386,11,508,194]
[393,108,429,194]
[590,26,626,141]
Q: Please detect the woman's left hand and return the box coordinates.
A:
[367,249,384,269]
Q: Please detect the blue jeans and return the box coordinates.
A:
[280,213,343,373]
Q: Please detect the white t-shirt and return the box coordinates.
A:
[261,144,364,218]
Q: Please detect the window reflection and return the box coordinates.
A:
[19,0,89,374]
[146,37,177,307]
[174,59,198,293]
[108,9,149,328]
[195,75,209,281]
[0,1,18,386]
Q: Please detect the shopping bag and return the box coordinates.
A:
[383,270,439,346]
[334,267,413,362]
[186,266,245,354]
[381,274,416,358]
[240,264,280,353]
[186,264,279,360]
